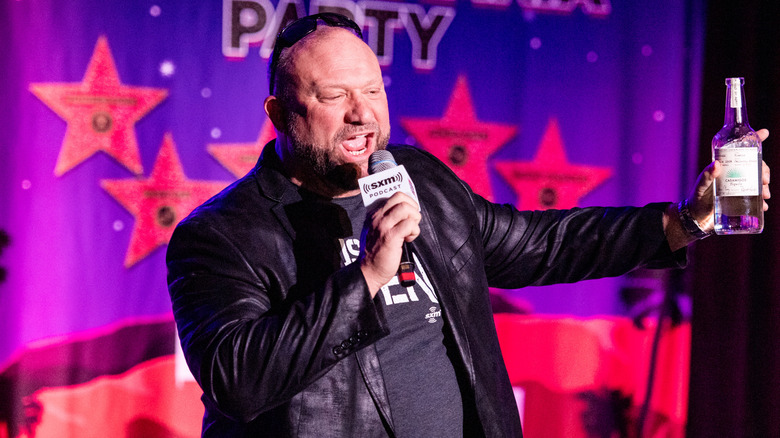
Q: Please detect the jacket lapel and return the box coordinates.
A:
[413,204,477,389]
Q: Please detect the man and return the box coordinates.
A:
[167,13,771,437]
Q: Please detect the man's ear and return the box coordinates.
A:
[264,95,285,132]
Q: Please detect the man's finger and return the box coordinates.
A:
[694,160,720,198]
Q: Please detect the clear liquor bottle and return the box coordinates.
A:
[711,77,763,234]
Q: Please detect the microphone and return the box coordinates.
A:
[365,150,417,288]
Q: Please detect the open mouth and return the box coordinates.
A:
[342,132,372,157]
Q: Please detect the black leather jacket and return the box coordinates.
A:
[167,143,684,437]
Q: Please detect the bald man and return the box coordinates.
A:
[167,13,771,437]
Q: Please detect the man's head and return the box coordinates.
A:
[264,14,391,197]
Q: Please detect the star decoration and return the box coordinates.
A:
[493,118,612,210]
[207,119,276,177]
[400,76,517,200]
[30,36,168,176]
[101,133,229,267]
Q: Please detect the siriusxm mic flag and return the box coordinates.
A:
[359,164,419,209]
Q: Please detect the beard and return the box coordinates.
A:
[285,111,390,193]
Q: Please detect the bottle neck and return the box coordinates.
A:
[724,78,750,127]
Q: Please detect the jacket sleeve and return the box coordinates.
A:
[393,144,685,290]
[166,218,389,423]
[473,195,687,288]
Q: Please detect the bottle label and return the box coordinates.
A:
[715,147,759,196]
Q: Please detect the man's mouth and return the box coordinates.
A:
[342,133,372,157]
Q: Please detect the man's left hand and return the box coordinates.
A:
[688,128,771,229]
[665,129,770,251]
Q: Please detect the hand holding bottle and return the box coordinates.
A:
[687,128,770,232]
[710,77,767,234]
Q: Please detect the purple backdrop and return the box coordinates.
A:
[0,0,704,436]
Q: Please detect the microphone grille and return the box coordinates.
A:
[368,150,397,174]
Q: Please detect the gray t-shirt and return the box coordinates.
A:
[332,194,465,438]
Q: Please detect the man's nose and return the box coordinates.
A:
[345,95,373,124]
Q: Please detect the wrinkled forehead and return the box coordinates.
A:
[286,27,382,83]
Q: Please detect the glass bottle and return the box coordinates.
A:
[711,77,763,234]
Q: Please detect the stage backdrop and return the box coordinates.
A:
[0,1,704,437]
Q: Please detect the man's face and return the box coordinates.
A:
[274,28,391,194]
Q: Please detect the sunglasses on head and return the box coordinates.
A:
[268,12,363,95]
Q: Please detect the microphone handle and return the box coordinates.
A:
[398,242,416,287]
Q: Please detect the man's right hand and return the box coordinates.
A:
[359,192,421,297]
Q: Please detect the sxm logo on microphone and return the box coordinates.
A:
[362,171,403,195]
[359,165,419,209]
